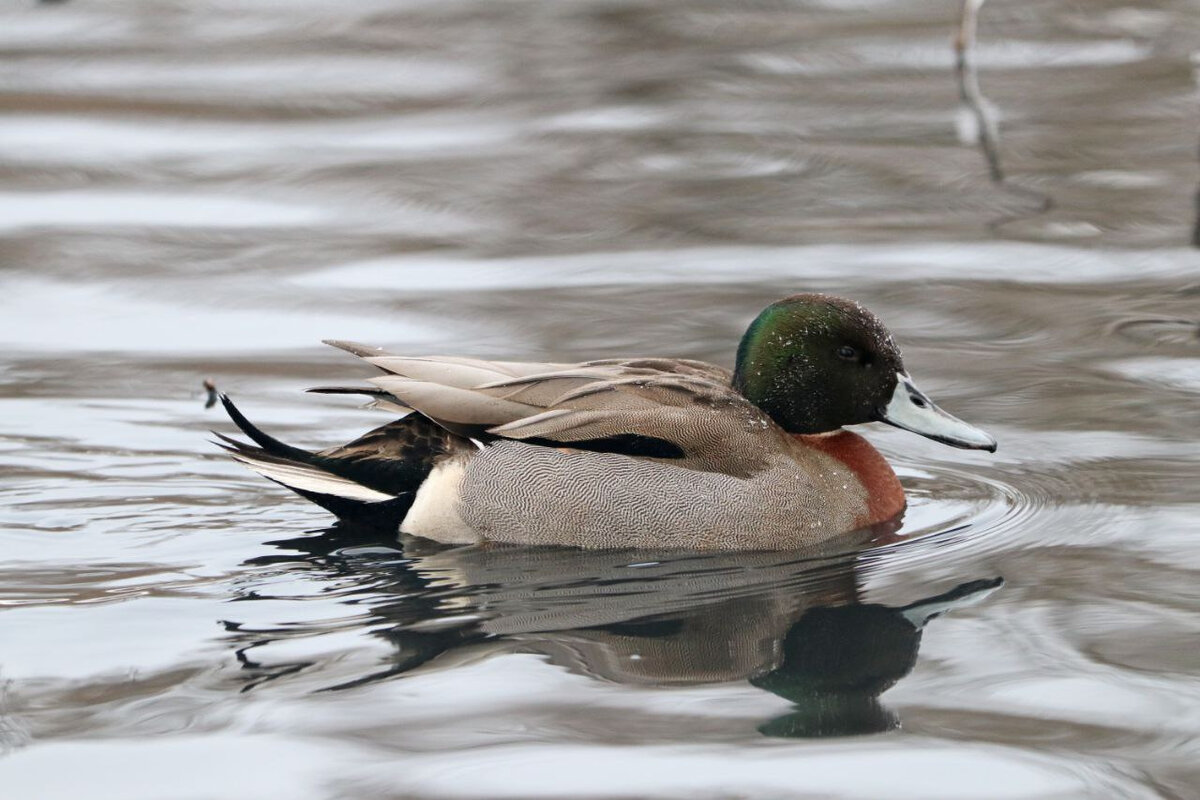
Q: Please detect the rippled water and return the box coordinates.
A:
[2,0,1200,798]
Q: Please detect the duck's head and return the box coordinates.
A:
[732,293,996,451]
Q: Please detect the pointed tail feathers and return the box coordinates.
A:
[215,395,413,525]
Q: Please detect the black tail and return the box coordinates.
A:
[216,395,420,528]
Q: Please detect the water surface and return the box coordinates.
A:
[2,1,1199,798]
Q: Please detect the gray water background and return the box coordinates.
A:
[1,0,1199,798]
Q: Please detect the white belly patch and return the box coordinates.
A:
[399,457,479,544]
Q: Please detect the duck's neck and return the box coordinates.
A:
[795,430,905,526]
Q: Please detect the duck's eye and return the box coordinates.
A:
[836,345,858,361]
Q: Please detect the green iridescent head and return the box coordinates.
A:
[732,294,997,450]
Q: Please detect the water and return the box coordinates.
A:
[2,0,1199,797]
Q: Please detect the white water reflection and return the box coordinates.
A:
[743,38,1151,76]
[0,738,348,800]
[294,243,1200,292]
[0,191,326,231]
[0,115,518,163]
[0,278,444,352]
[357,739,1115,799]
[0,56,484,100]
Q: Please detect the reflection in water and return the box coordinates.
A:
[754,578,1001,737]
[954,0,1002,183]
[1194,135,1200,247]
[229,525,1002,738]
[1194,54,1200,247]
[953,0,1057,241]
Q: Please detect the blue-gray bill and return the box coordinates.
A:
[877,373,997,452]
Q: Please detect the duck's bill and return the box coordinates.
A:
[877,374,997,452]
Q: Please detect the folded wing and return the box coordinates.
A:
[324,343,773,474]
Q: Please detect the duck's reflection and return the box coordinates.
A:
[751,578,1000,736]
[232,525,1001,738]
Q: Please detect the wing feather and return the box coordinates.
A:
[368,376,541,427]
[365,357,517,388]
[329,350,767,468]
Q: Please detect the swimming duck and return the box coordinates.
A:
[217,293,995,549]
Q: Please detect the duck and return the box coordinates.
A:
[217,293,996,550]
